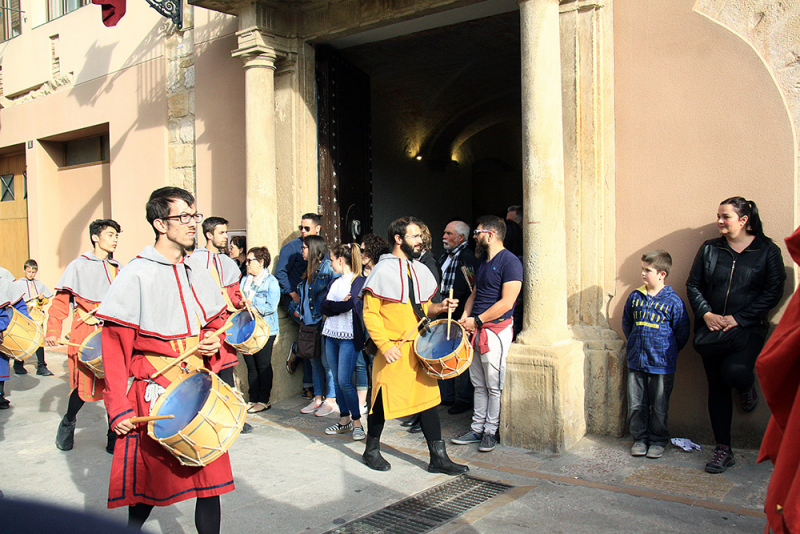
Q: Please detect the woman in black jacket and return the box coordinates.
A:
[686,197,785,474]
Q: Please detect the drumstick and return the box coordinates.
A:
[129,415,175,424]
[397,317,428,349]
[150,322,234,379]
[447,288,453,341]
[58,340,94,350]
[245,300,255,321]
[75,307,99,324]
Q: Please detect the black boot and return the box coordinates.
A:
[106,428,117,454]
[56,415,77,451]
[13,360,27,375]
[427,440,469,475]
[0,383,7,409]
[401,413,420,427]
[362,434,391,471]
[36,350,53,376]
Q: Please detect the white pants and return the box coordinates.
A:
[470,324,512,436]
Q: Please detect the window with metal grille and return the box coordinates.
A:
[1,0,22,42]
[47,0,89,21]
[1,173,14,202]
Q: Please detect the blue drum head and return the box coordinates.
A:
[153,373,212,439]
[416,322,463,360]
[228,311,255,345]
[79,330,102,364]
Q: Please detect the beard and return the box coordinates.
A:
[401,240,422,259]
[475,241,487,258]
[442,240,454,253]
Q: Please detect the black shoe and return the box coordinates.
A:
[56,416,77,451]
[301,388,314,400]
[447,402,473,415]
[362,435,391,471]
[0,395,9,409]
[36,365,54,377]
[13,361,27,375]
[287,343,299,374]
[401,414,420,427]
[106,430,117,454]
[241,422,254,434]
[740,385,759,413]
[427,440,469,475]
[408,422,422,434]
[440,399,455,407]
[705,444,735,474]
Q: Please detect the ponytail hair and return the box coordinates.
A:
[720,196,769,240]
[331,242,362,275]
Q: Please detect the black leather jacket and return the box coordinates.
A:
[686,235,785,335]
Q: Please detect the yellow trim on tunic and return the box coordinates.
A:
[363,292,440,419]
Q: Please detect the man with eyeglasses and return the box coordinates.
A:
[276,213,321,385]
[96,187,233,533]
[186,216,253,432]
[360,216,468,475]
[451,215,522,453]
[46,218,122,454]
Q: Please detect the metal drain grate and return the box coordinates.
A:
[325,475,513,534]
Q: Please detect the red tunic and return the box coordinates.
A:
[756,226,800,534]
[102,319,235,509]
[46,292,106,402]
[215,284,243,372]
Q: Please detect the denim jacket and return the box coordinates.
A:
[288,258,333,326]
[240,271,281,335]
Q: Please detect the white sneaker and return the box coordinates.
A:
[300,399,321,414]
[315,402,337,417]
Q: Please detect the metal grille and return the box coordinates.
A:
[325,475,513,534]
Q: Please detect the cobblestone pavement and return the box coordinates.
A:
[0,350,771,533]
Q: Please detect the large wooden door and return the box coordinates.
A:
[0,153,28,277]
[316,45,373,247]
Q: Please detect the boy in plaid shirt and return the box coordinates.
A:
[622,250,690,459]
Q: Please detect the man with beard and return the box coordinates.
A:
[98,187,232,533]
[452,215,522,453]
[437,220,479,414]
[360,216,468,475]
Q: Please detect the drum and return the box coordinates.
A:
[0,308,43,361]
[77,329,104,379]
[148,369,246,467]
[413,319,473,380]
[225,309,270,355]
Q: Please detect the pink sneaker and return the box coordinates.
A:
[300,399,322,414]
[315,401,337,417]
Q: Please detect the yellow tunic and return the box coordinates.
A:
[363,292,440,419]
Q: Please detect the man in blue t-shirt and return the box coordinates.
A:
[452,215,522,453]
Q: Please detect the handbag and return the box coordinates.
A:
[297,323,322,359]
[693,325,750,353]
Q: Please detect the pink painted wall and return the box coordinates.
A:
[614,0,796,447]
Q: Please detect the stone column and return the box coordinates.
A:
[501,0,586,452]
[232,34,279,258]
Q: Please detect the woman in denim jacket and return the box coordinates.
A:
[240,246,281,414]
[295,235,337,416]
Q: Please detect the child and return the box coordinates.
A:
[0,277,31,408]
[622,250,690,459]
[13,259,54,376]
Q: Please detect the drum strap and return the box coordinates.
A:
[210,261,237,312]
[406,271,430,334]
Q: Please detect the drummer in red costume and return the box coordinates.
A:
[97,186,232,533]
[45,219,122,453]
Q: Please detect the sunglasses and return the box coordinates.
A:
[299,225,313,232]
[473,229,495,236]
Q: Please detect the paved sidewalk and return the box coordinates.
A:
[0,351,771,533]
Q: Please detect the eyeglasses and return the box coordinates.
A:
[246,258,260,263]
[405,234,422,241]
[473,229,495,236]
[299,225,313,232]
[161,213,203,225]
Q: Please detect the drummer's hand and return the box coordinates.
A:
[383,345,402,364]
[459,317,476,333]
[113,418,136,436]
[45,335,59,347]
[343,294,351,301]
[242,299,252,309]
[196,332,222,356]
[290,291,300,303]
[428,298,458,317]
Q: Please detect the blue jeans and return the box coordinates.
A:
[311,337,335,398]
[627,370,674,445]
[326,336,361,419]
[355,351,369,391]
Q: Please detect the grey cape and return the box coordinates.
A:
[96,246,226,340]
[185,247,241,288]
[14,279,53,302]
[361,253,438,304]
[55,251,121,303]
[0,277,25,308]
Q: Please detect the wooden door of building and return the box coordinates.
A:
[0,153,28,277]
[316,45,372,247]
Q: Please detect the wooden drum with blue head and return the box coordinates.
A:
[78,328,104,378]
[224,309,270,355]
[148,369,246,467]
[413,319,473,380]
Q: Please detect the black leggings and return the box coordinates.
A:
[698,331,765,446]
[367,388,441,442]
[128,496,220,533]
[65,389,85,422]
[243,335,276,404]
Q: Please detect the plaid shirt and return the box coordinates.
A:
[439,242,469,294]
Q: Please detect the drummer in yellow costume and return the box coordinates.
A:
[361,216,468,475]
